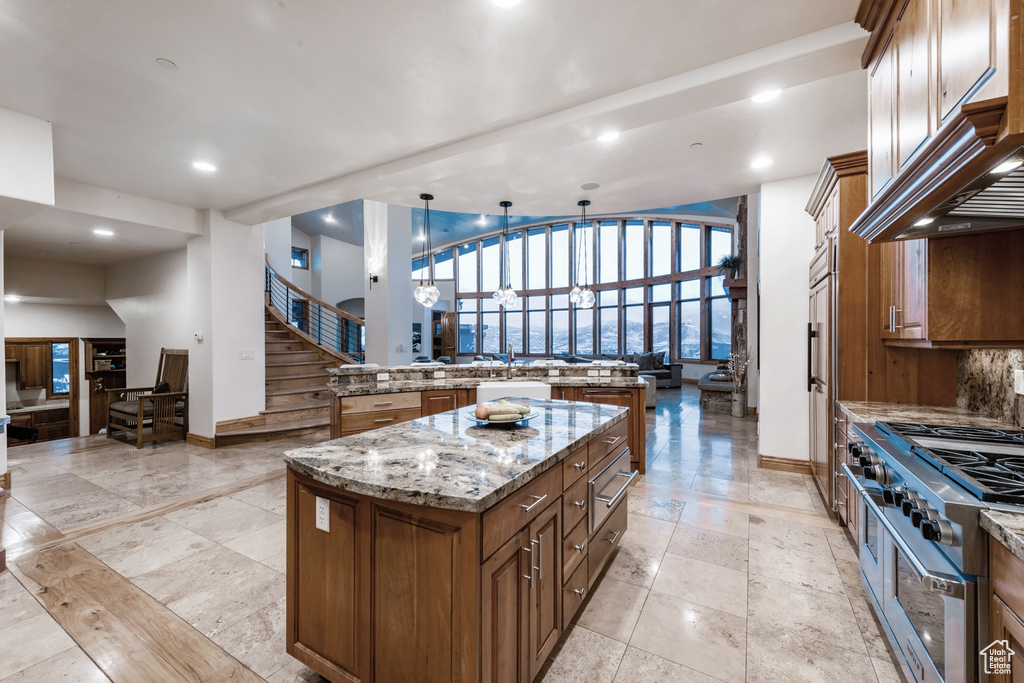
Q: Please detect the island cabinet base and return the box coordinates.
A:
[287,445,631,682]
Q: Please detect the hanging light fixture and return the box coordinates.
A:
[569,200,584,304]
[492,200,517,308]
[576,200,595,309]
[413,193,441,308]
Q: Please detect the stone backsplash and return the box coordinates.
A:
[957,349,1024,427]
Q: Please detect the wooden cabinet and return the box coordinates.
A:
[990,539,1024,682]
[880,230,1024,346]
[809,264,831,506]
[550,386,576,402]
[6,406,70,446]
[84,338,127,434]
[834,405,858,540]
[482,528,529,683]
[576,387,645,473]
[869,34,896,198]
[421,389,474,417]
[526,503,561,681]
[19,343,47,390]
[4,344,19,362]
[896,0,932,168]
[937,0,996,120]
[337,391,422,436]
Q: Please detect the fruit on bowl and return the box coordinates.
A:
[474,400,530,422]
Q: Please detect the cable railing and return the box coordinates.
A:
[265,257,365,364]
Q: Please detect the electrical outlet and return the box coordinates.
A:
[315,496,330,532]
[240,349,255,360]
[1015,369,1024,395]
[548,368,560,377]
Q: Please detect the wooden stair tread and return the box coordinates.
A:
[265,360,336,368]
[265,371,330,381]
[216,415,329,437]
[260,401,331,415]
[265,386,331,397]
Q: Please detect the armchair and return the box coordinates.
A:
[106,348,188,448]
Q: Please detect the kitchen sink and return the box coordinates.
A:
[476,381,551,403]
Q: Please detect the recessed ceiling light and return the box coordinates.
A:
[324,214,338,224]
[750,156,773,169]
[192,161,217,172]
[93,228,115,237]
[915,217,935,226]
[490,0,521,7]
[4,295,20,302]
[476,214,488,226]
[69,242,80,246]
[992,159,1023,174]
[580,182,600,191]
[155,58,177,70]
[751,89,781,103]
[597,131,619,143]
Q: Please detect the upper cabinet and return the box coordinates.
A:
[853,0,1023,242]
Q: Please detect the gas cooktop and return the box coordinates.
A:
[877,422,1024,504]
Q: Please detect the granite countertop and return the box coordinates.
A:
[6,400,70,414]
[285,398,628,513]
[838,401,1016,429]
[334,376,646,397]
[982,510,1024,562]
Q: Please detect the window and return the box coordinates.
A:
[291,247,309,270]
[290,299,308,332]
[421,218,734,360]
[412,257,429,281]
[50,342,70,396]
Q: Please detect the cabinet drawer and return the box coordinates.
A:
[589,497,627,587]
[340,392,421,414]
[561,446,589,490]
[481,466,562,560]
[562,556,589,631]
[340,407,420,433]
[9,414,32,428]
[562,475,588,533]
[34,408,69,425]
[588,420,628,467]
[562,515,588,578]
[36,423,69,441]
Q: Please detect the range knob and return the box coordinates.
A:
[864,465,891,485]
[848,441,862,459]
[921,519,956,546]
[882,487,896,505]
[901,498,920,516]
[911,507,938,528]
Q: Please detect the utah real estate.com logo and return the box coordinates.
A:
[981,639,1015,676]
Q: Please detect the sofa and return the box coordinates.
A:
[552,351,681,388]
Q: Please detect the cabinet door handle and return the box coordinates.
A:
[807,322,816,392]
[603,435,622,447]
[574,587,586,599]
[573,461,587,471]
[573,499,586,511]
[533,537,543,581]
[373,401,393,407]
[521,494,547,513]
[574,542,586,554]
[606,529,622,544]
[522,546,534,589]
[373,417,395,424]
[893,309,903,330]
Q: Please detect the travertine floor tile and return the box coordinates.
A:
[677,502,749,538]
[212,595,292,679]
[667,522,749,572]
[627,489,685,523]
[0,645,110,683]
[163,496,283,544]
[576,577,648,643]
[748,514,831,555]
[132,544,259,605]
[537,626,626,683]
[166,561,285,637]
[605,541,665,589]
[0,571,45,631]
[611,646,721,683]
[0,613,76,679]
[224,519,287,562]
[746,620,879,683]
[748,540,846,594]
[651,552,747,617]
[76,516,216,578]
[623,513,675,552]
[747,576,866,655]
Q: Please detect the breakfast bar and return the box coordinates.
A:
[284,398,633,683]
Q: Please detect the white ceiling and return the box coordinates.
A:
[0,0,867,260]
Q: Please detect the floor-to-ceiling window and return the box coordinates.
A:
[419,216,735,361]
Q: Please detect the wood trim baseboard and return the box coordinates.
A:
[757,454,812,475]
[0,471,10,495]
[215,414,266,433]
[747,407,757,417]
[680,378,698,385]
[186,433,216,449]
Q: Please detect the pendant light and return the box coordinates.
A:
[492,200,517,308]
[576,200,595,309]
[413,193,441,308]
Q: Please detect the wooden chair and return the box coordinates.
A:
[106,348,188,448]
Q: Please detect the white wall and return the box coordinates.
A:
[0,107,54,229]
[290,226,312,292]
[264,217,291,277]
[757,176,817,463]
[0,233,7,477]
[363,201,413,366]
[106,249,191,388]
[311,233,364,306]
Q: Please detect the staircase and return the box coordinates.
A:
[214,260,364,446]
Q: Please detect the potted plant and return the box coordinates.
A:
[718,254,747,300]
[727,347,750,418]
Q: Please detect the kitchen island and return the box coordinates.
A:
[284,398,633,683]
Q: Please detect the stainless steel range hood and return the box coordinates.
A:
[898,154,1024,239]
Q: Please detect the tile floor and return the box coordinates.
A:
[0,387,905,682]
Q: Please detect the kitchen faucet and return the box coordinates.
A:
[507,343,514,380]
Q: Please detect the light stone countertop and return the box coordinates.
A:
[6,400,70,414]
[838,401,1016,429]
[330,376,646,397]
[285,398,628,513]
[982,510,1024,562]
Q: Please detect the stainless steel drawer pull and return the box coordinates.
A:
[606,529,622,544]
[573,461,587,471]
[595,470,638,507]
[522,546,534,589]
[373,418,395,424]
[373,401,393,407]
[574,542,586,554]
[574,587,586,599]
[603,435,622,447]
[573,499,586,510]
[534,537,543,581]
[521,494,548,513]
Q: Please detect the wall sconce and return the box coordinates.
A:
[369,274,379,289]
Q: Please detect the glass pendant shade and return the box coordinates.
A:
[415,193,437,308]
[579,287,596,309]
[421,283,440,307]
[492,288,505,305]
[414,283,430,305]
[569,286,583,304]
[502,286,518,307]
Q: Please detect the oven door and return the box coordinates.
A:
[843,464,885,603]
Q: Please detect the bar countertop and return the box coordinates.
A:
[284,398,628,513]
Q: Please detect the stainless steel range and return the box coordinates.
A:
[846,421,1024,683]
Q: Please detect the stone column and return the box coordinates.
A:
[731,196,749,416]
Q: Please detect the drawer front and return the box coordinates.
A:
[562,515,588,578]
[589,449,633,534]
[562,475,589,537]
[562,557,589,631]
[482,466,562,560]
[561,446,589,490]
[34,408,69,425]
[9,414,32,428]
[588,419,628,467]
[340,407,421,433]
[36,423,69,441]
[589,496,628,586]
[340,392,421,414]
